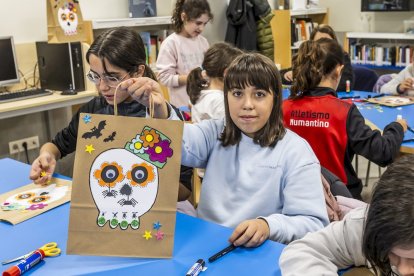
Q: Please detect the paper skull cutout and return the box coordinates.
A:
[58,6,78,36]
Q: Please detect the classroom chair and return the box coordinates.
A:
[352,66,379,92]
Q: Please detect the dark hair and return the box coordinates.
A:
[187,42,243,105]
[290,38,344,99]
[362,154,414,276]
[310,24,338,42]
[221,53,286,147]
[172,0,213,33]
[86,27,156,80]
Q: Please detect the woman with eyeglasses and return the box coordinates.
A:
[29,27,191,198]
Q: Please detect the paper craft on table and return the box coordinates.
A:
[366,96,414,107]
[0,178,71,225]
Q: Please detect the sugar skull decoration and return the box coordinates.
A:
[56,0,79,36]
[90,126,173,230]
[1,184,69,211]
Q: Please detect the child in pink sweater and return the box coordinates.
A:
[156,0,213,108]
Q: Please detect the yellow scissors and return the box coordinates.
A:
[2,242,61,265]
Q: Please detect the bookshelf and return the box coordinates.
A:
[270,8,328,69]
[344,32,414,72]
[90,16,173,68]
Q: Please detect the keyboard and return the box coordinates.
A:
[0,88,53,104]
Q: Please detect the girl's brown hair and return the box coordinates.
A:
[172,0,213,33]
[310,24,338,42]
[187,42,243,105]
[220,53,286,147]
[290,38,344,99]
[87,27,156,80]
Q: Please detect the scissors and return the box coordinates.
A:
[2,242,61,265]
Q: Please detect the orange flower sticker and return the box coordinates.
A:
[93,162,124,188]
[15,192,35,201]
[140,129,160,148]
[126,163,155,187]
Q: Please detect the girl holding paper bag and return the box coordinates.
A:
[30,27,192,199]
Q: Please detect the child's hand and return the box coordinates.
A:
[396,118,408,132]
[398,78,414,93]
[120,77,169,118]
[30,151,56,185]
[228,218,270,248]
[284,70,293,81]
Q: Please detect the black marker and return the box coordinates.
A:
[367,93,386,99]
[208,244,236,263]
[340,95,360,100]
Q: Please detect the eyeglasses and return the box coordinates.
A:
[86,71,130,88]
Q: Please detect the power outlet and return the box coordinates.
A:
[9,136,40,155]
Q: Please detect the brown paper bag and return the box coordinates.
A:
[47,0,86,43]
[67,113,183,258]
[0,178,71,225]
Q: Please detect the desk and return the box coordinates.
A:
[0,158,284,275]
[0,90,97,120]
[337,91,414,154]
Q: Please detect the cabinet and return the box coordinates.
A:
[344,32,414,73]
[270,7,328,69]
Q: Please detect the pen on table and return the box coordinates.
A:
[185,259,205,276]
[403,138,414,143]
[208,244,237,263]
[340,95,360,100]
[407,125,414,134]
[367,93,386,99]
[3,249,45,276]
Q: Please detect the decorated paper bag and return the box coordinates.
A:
[47,0,86,43]
[67,113,183,258]
[0,178,71,225]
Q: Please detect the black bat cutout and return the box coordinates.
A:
[82,120,106,139]
[103,131,117,142]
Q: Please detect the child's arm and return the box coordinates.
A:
[280,207,367,275]
[380,65,413,94]
[156,38,181,88]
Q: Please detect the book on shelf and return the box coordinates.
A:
[290,18,318,46]
[349,42,413,68]
[129,0,157,18]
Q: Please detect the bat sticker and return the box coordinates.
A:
[82,120,106,139]
[104,131,117,143]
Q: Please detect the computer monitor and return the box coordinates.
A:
[0,36,20,87]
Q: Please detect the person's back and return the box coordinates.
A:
[282,38,407,199]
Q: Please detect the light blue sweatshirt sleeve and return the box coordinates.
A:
[181,120,220,169]
[260,136,329,243]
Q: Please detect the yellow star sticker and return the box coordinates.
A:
[143,230,152,240]
[40,171,47,177]
[85,144,95,154]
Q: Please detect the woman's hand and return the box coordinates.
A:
[30,151,57,184]
[228,218,270,248]
[120,77,169,119]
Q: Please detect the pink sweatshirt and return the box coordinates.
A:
[156,32,209,107]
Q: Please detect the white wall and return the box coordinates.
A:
[319,0,414,33]
[0,0,174,43]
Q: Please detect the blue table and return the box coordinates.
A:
[282,89,414,154]
[337,91,414,154]
[0,158,284,275]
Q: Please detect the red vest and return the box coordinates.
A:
[283,95,352,184]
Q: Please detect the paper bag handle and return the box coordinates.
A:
[113,82,154,118]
